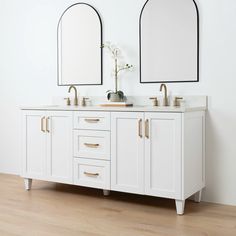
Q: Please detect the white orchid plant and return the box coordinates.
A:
[102,42,133,101]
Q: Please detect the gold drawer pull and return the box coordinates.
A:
[84,118,100,123]
[84,172,99,177]
[84,143,100,148]
[41,117,46,133]
[145,119,149,139]
[138,119,143,138]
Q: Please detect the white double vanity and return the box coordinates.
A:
[21,0,204,215]
[21,101,206,215]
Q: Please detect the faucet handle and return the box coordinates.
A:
[173,97,183,107]
[81,97,90,107]
[64,97,71,106]
[149,97,158,107]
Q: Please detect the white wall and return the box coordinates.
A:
[0,0,236,206]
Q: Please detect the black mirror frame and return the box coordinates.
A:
[139,0,200,84]
[57,2,103,86]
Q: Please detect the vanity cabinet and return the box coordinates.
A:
[21,107,205,215]
[111,112,181,198]
[22,110,73,184]
[73,111,111,193]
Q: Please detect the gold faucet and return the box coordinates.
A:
[68,85,78,106]
[160,84,169,106]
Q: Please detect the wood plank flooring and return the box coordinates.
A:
[0,174,236,236]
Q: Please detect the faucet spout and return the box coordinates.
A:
[68,85,79,106]
[160,84,168,106]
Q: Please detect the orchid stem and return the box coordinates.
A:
[115,58,118,93]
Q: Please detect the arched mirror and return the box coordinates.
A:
[58,3,103,86]
[140,0,199,83]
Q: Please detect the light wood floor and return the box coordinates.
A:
[0,174,236,236]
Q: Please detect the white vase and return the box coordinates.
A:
[109,93,123,102]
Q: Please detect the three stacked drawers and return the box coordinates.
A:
[73,111,111,190]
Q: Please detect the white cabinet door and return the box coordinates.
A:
[22,111,47,179]
[145,113,182,199]
[22,110,73,184]
[46,111,73,184]
[111,112,144,194]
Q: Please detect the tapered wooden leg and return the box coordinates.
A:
[175,200,185,215]
[24,178,32,191]
[194,190,202,203]
[103,190,110,196]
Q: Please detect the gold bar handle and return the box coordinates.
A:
[138,119,143,138]
[84,172,99,177]
[46,117,50,133]
[84,143,100,148]
[145,119,149,139]
[84,118,100,123]
[41,117,45,133]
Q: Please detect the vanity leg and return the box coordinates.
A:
[194,190,202,203]
[24,178,32,191]
[175,200,185,215]
[103,190,110,196]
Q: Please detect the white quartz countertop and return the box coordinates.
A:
[21,105,206,113]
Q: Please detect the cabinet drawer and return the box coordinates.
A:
[73,130,110,160]
[74,112,110,130]
[74,158,110,190]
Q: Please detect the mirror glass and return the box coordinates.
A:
[140,0,199,83]
[58,3,102,86]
